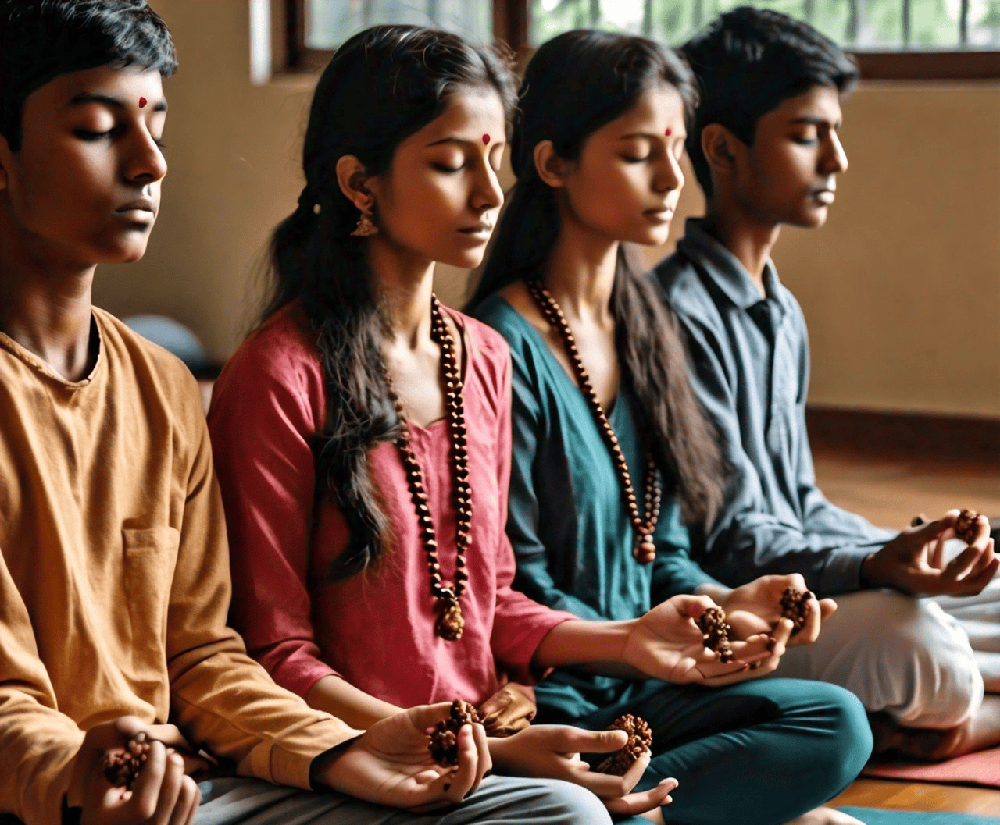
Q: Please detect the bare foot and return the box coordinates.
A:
[784,805,865,825]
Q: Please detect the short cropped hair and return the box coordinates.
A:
[0,0,176,150]
[682,5,858,197]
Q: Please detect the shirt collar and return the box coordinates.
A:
[676,217,787,317]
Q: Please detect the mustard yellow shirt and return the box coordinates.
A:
[0,308,357,825]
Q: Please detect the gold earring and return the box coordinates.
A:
[351,202,378,237]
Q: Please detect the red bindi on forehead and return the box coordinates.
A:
[138,97,148,108]
[482,133,490,145]
[664,128,672,137]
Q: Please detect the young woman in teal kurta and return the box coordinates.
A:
[469,31,873,825]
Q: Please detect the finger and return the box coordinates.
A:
[150,751,187,825]
[953,555,1000,597]
[619,748,651,793]
[145,723,195,754]
[941,542,984,585]
[605,776,677,817]
[407,702,459,734]
[794,593,823,645]
[469,723,491,794]
[128,739,168,821]
[554,726,628,755]
[818,598,837,620]
[672,594,719,620]
[964,537,996,580]
[183,777,201,825]
[167,772,199,825]
[442,725,478,804]
[930,532,946,570]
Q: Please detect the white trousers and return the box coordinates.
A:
[932,573,1000,693]
[772,590,984,729]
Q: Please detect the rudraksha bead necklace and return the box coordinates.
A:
[385,295,470,641]
[526,279,661,563]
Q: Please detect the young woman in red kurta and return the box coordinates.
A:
[209,24,790,822]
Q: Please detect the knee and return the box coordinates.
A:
[880,596,982,728]
[836,592,981,727]
[527,779,612,824]
[809,683,874,793]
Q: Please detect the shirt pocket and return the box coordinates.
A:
[121,525,179,689]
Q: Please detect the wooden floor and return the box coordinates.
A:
[810,421,1000,818]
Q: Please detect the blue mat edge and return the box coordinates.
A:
[838,806,999,824]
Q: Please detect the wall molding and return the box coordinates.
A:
[805,407,1000,462]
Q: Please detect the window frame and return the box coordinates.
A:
[284,0,1000,80]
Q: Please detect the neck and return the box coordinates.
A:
[703,201,780,298]
[367,240,436,349]
[542,219,618,323]
[0,254,97,381]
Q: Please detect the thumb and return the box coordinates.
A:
[561,727,628,755]
[406,702,461,733]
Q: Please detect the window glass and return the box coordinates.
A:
[528,0,994,51]
[305,0,492,49]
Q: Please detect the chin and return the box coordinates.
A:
[442,249,488,270]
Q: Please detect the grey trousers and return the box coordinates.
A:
[195,775,612,825]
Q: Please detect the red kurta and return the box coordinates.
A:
[208,303,574,710]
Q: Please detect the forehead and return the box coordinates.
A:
[25,64,165,112]
[405,87,506,146]
[593,81,686,137]
[759,84,842,128]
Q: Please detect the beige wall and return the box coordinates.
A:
[95,1,1000,418]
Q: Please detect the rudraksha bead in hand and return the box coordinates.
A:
[696,606,734,663]
[102,731,150,790]
[428,700,484,767]
[779,587,813,635]
[595,714,652,776]
[954,509,981,544]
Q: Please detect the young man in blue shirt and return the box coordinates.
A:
[655,6,1000,759]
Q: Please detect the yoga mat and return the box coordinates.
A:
[838,807,999,824]
[862,747,1000,789]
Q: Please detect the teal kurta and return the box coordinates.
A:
[474,294,872,825]
[474,295,721,720]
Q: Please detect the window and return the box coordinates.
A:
[286,1,492,71]
[287,0,1000,78]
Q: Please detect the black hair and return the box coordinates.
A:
[0,0,176,151]
[682,5,858,198]
[467,30,723,527]
[262,24,516,582]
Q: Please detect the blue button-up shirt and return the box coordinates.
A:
[654,218,894,596]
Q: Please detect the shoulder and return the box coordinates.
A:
[443,304,510,383]
[94,308,201,414]
[468,290,541,356]
[650,252,721,333]
[210,304,326,429]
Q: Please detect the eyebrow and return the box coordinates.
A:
[67,92,168,113]
[425,136,504,148]
[618,131,687,140]
[789,116,839,127]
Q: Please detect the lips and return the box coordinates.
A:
[116,199,156,218]
[811,189,835,205]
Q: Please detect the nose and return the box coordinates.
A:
[654,150,685,194]
[822,130,848,175]
[125,126,167,186]
[471,158,503,212]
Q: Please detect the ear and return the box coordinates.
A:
[532,140,571,188]
[334,154,374,211]
[701,123,741,177]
